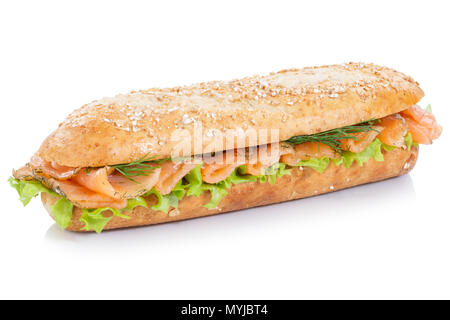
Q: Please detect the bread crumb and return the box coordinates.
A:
[168,208,180,217]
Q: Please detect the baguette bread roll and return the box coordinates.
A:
[41,146,418,232]
[37,63,423,167]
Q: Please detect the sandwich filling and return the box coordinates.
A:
[10,105,441,233]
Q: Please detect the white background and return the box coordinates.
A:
[0,0,449,299]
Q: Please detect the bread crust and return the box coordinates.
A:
[41,146,419,232]
[37,63,423,167]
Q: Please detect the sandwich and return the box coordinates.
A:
[9,62,442,233]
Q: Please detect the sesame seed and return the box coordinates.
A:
[182,114,193,124]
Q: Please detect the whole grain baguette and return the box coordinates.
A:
[41,146,418,232]
[38,63,423,167]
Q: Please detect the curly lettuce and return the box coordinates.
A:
[51,197,74,230]
[331,139,385,168]
[9,177,74,229]
[404,132,419,150]
[80,197,148,233]
[184,164,234,209]
[9,177,55,206]
[144,180,187,214]
[290,157,330,173]
[9,177,148,233]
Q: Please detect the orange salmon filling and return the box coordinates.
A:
[15,106,441,209]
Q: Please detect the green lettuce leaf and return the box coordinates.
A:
[253,163,291,184]
[382,144,397,152]
[229,165,258,185]
[405,132,413,150]
[9,177,74,230]
[258,175,268,183]
[123,197,148,212]
[145,180,186,214]
[332,139,384,168]
[80,208,115,234]
[404,132,418,150]
[184,164,204,197]
[184,164,232,209]
[80,196,147,233]
[292,157,330,173]
[51,197,74,229]
[9,177,56,206]
[171,179,187,200]
[202,184,229,209]
[150,190,180,213]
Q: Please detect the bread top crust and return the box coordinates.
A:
[37,62,424,167]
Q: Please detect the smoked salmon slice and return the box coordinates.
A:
[403,119,433,144]
[29,154,79,180]
[376,114,408,147]
[57,180,127,209]
[401,105,442,144]
[72,167,117,198]
[12,165,34,181]
[201,151,245,184]
[73,166,161,199]
[202,162,241,184]
[109,167,162,198]
[280,142,338,166]
[340,126,382,153]
[154,161,197,194]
